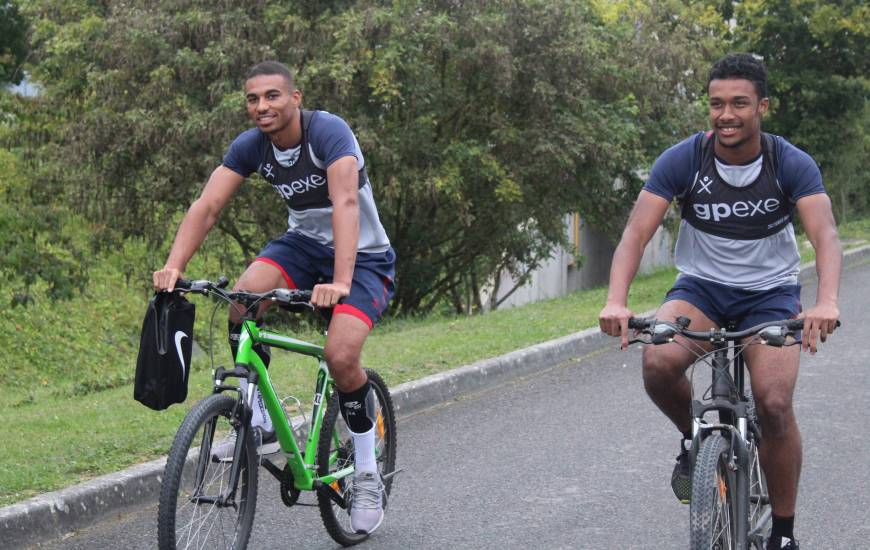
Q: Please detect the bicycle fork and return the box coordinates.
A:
[188,365,260,508]
[690,348,755,550]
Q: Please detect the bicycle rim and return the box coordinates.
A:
[317,369,397,546]
[690,435,736,550]
[158,394,258,550]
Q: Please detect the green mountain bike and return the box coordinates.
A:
[156,277,398,549]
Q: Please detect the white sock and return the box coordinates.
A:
[351,426,377,473]
[239,379,272,432]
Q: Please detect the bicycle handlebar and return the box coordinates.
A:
[173,277,314,309]
[628,316,841,346]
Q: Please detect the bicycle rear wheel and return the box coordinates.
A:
[317,369,397,546]
[690,434,737,550]
[158,394,258,550]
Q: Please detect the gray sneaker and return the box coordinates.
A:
[211,427,279,462]
[349,470,385,534]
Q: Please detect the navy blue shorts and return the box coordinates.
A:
[664,275,801,331]
[255,232,396,329]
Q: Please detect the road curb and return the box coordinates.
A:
[4,244,868,548]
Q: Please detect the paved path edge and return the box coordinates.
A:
[3,244,868,547]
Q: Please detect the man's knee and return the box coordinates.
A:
[755,390,795,436]
[324,343,360,376]
[642,348,686,392]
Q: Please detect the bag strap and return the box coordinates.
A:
[762,132,784,183]
[692,130,712,179]
[301,109,315,134]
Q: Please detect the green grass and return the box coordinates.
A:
[0,263,676,507]
[2,217,868,507]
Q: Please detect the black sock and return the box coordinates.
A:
[338,380,375,433]
[227,321,271,368]
[771,514,795,541]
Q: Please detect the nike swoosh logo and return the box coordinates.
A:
[174,331,188,380]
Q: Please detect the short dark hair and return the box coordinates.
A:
[245,60,295,88]
[707,53,768,99]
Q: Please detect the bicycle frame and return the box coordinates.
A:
[689,341,766,550]
[216,319,355,494]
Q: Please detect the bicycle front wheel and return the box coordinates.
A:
[690,434,737,550]
[157,394,258,550]
[317,369,397,546]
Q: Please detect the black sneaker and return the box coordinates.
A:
[767,536,799,549]
[671,441,692,503]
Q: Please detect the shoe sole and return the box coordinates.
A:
[352,511,384,535]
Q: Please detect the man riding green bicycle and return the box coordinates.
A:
[152,60,395,535]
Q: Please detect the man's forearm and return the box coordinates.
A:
[331,200,359,286]
[606,236,645,305]
[813,232,842,306]
[164,200,219,271]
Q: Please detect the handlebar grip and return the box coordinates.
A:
[628,317,648,330]
[294,290,313,301]
[173,279,192,290]
[784,319,804,330]
[784,319,842,330]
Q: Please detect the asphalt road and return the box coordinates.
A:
[33,261,870,549]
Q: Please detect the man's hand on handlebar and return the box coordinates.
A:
[153,267,183,292]
[599,302,635,350]
[797,301,840,354]
[311,281,351,308]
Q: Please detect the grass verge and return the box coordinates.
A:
[0,266,675,507]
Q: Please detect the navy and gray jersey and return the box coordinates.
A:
[643,132,825,290]
[222,110,391,253]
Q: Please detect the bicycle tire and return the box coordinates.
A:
[317,369,397,546]
[690,434,737,550]
[158,394,258,550]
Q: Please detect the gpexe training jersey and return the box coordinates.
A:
[643,132,825,290]
[222,110,390,253]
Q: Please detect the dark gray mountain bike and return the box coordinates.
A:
[628,316,835,550]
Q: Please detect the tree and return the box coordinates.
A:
[19,0,722,313]
[0,148,89,304]
[732,0,870,167]
[0,1,28,86]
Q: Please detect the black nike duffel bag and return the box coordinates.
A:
[134,291,196,410]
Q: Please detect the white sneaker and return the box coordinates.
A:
[211,427,279,462]
[349,470,385,534]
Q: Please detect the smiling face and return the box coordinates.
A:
[708,78,769,162]
[244,74,302,145]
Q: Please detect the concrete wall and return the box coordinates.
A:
[487,216,673,310]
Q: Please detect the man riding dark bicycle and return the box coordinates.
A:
[152,61,395,535]
[598,54,841,550]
